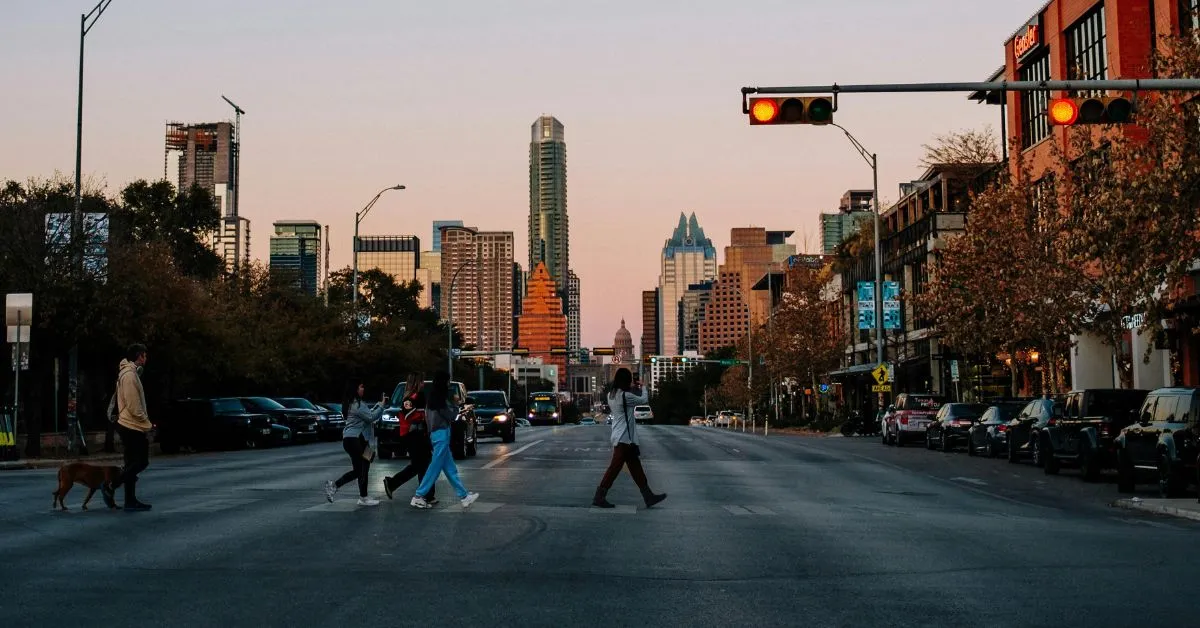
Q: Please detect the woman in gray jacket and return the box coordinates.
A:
[592,368,666,509]
[325,380,385,506]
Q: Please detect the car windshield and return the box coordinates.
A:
[277,398,319,411]
[243,397,285,411]
[948,404,988,417]
[321,403,342,414]
[472,392,507,407]
[531,400,557,412]
[395,381,466,407]
[212,398,245,413]
[994,403,1027,421]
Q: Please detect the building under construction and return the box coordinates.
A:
[164,121,248,273]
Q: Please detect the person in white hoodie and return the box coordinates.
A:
[102,344,152,512]
[592,368,666,509]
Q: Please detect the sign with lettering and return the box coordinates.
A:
[1014,18,1042,60]
[857,282,875,330]
[882,281,901,330]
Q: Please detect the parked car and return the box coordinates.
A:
[633,405,654,424]
[239,397,322,443]
[885,394,945,446]
[157,398,273,454]
[1115,387,1200,497]
[275,397,345,441]
[965,401,1028,457]
[388,379,478,460]
[1006,398,1064,466]
[716,411,734,427]
[470,390,516,443]
[1040,388,1149,481]
[879,405,896,444]
[925,403,988,452]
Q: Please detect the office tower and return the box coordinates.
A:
[820,189,875,255]
[269,220,322,295]
[658,212,717,354]
[440,226,515,353]
[679,280,714,354]
[513,262,525,346]
[641,288,659,358]
[164,121,245,274]
[567,270,581,358]
[528,115,569,294]
[356,235,420,284]
[417,250,441,310]
[698,228,793,353]
[432,220,464,253]
[517,262,568,388]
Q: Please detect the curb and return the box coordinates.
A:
[1112,498,1200,522]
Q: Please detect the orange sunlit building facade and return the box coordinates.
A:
[518,262,568,388]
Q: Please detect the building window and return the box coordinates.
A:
[1020,53,1051,149]
[1066,5,1107,94]
[1183,0,1200,33]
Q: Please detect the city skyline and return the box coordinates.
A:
[1,1,1035,348]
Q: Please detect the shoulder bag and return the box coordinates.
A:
[621,391,641,458]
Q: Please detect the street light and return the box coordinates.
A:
[351,184,405,314]
[446,259,476,380]
[829,122,883,367]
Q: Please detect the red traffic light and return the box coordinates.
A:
[1048,99,1079,125]
[748,97,834,126]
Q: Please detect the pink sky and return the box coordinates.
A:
[1,1,1043,348]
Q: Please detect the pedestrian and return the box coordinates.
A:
[325,380,385,506]
[592,368,667,509]
[102,343,153,512]
[383,373,436,504]
[410,371,478,510]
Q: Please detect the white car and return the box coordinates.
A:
[633,405,653,424]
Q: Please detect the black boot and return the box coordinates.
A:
[592,487,615,508]
[123,480,151,512]
[641,488,667,508]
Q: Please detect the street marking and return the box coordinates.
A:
[1111,516,1178,530]
[300,500,362,512]
[590,505,637,514]
[732,449,741,453]
[744,505,777,515]
[161,498,261,513]
[482,439,544,469]
[433,501,503,514]
[950,477,989,487]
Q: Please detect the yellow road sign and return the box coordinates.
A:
[871,364,890,385]
[871,384,892,393]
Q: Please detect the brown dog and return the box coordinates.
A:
[52,462,122,511]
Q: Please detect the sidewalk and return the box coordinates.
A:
[0,452,125,471]
[1112,497,1200,522]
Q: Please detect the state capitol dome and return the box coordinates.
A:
[613,319,635,364]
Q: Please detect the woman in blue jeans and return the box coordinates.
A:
[411,371,479,510]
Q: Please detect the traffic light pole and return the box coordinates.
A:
[741,78,1200,96]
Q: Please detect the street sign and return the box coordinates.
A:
[11,344,29,372]
[818,383,830,394]
[719,359,740,366]
[871,384,892,392]
[451,348,462,358]
[871,363,890,385]
[949,360,960,382]
[856,282,875,330]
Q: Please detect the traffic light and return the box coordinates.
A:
[511,347,530,356]
[748,97,834,126]
[680,357,688,364]
[591,347,615,356]
[650,356,658,364]
[550,347,569,356]
[1048,96,1134,126]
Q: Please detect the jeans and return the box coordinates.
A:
[114,425,150,502]
[387,431,435,499]
[598,443,650,493]
[335,436,371,497]
[414,428,468,500]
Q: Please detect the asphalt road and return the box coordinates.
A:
[1,424,1197,627]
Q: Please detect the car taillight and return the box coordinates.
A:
[997,424,1007,432]
[900,416,909,425]
[1046,418,1056,426]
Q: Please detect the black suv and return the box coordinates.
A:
[240,397,322,443]
[1115,387,1200,497]
[386,379,478,460]
[158,398,273,454]
[1040,388,1149,481]
[275,397,345,441]
[470,390,516,443]
[1006,398,1064,466]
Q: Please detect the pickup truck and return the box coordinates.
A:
[1040,388,1149,481]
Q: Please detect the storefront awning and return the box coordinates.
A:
[826,363,877,378]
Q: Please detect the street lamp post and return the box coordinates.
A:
[351,185,404,331]
[830,123,884,366]
[446,260,476,380]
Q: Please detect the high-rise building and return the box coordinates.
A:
[820,189,876,255]
[529,115,569,294]
[613,319,635,364]
[679,280,714,354]
[567,270,581,358]
[517,262,568,388]
[440,226,514,353]
[432,220,464,253]
[417,251,442,310]
[269,220,322,296]
[641,288,659,358]
[164,121,245,274]
[699,228,793,353]
[512,262,525,346]
[356,235,420,284]
[658,212,717,354]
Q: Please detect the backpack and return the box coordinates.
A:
[106,371,125,424]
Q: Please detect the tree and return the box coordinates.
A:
[763,264,846,409]
[115,180,222,280]
[920,126,1001,169]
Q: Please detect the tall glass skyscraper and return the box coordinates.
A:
[658,213,717,355]
[529,115,568,295]
[269,220,322,296]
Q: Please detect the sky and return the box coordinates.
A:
[1,0,1043,349]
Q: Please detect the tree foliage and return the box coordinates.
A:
[920,126,1001,169]
[763,265,846,395]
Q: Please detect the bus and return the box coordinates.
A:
[527,391,561,425]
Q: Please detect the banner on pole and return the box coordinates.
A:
[882,281,901,330]
[856,282,875,330]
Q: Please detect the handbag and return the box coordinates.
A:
[361,442,376,462]
[621,391,641,458]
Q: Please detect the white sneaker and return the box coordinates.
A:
[324,481,337,503]
[460,492,480,509]
[410,496,431,509]
[357,497,380,507]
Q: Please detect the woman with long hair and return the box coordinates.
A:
[592,367,666,509]
[410,371,478,510]
[324,379,385,506]
[383,372,436,504]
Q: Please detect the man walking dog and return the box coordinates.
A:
[102,344,153,512]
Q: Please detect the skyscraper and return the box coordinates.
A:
[164,121,245,274]
[820,189,875,255]
[432,220,464,253]
[518,262,568,388]
[698,228,793,353]
[567,270,581,357]
[356,236,420,284]
[658,212,717,355]
[529,115,569,295]
[641,288,659,359]
[679,280,714,354]
[269,220,322,296]
[441,226,515,353]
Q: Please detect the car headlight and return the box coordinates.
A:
[552,412,559,418]
[494,414,508,421]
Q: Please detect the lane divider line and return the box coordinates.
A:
[482,439,544,470]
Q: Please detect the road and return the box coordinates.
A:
[1,425,1197,627]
